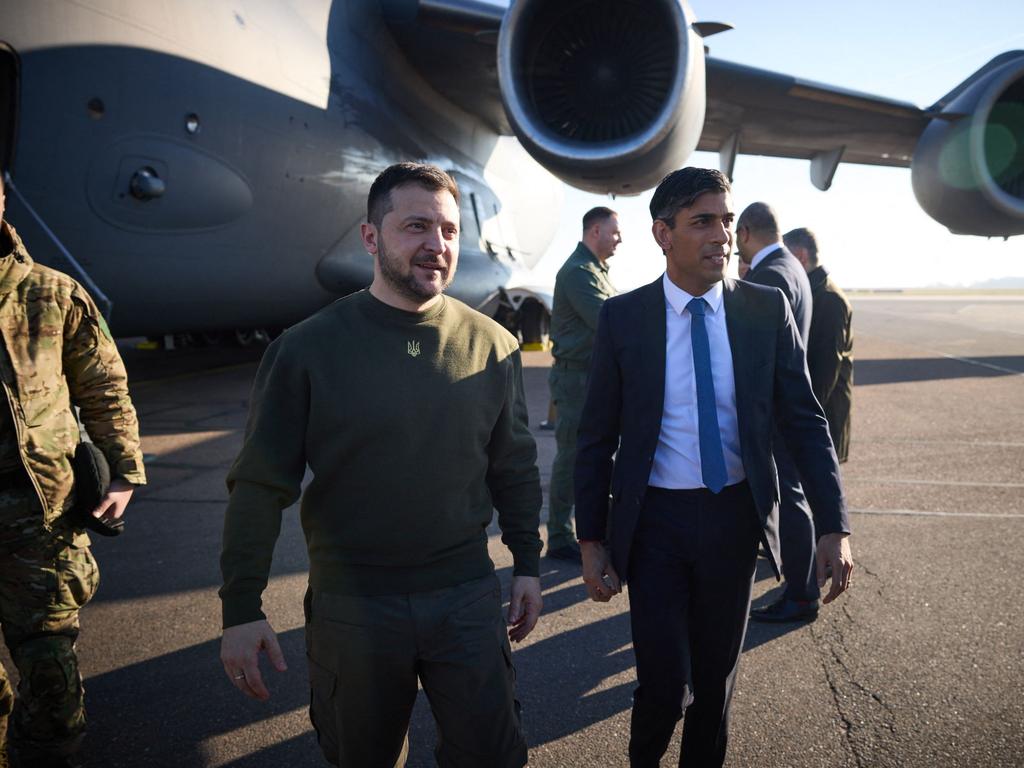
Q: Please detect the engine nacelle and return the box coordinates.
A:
[497,0,706,195]
[912,55,1024,237]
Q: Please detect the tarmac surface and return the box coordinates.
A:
[5,293,1022,767]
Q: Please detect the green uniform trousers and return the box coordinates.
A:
[305,574,527,768]
[547,366,588,551]
[0,477,97,762]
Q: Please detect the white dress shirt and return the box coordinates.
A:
[649,274,746,489]
[748,243,781,273]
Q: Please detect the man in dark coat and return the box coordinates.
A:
[737,203,821,623]
[784,228,853,462]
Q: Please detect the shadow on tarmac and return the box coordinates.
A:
[81,563,630,767]
[855,355,1024,385]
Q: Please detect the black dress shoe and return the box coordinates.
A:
[750,596,819,623]
[546,542,582,563]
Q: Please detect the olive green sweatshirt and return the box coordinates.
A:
[219,290,542,628]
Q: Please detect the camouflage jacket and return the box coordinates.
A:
[0,222,146,527]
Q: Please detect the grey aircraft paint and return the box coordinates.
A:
[0,0,1021,337]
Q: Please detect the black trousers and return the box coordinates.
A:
[626,483,761,768]
[774,438,819,602]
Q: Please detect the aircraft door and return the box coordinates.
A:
[0,43,17,173]
[447,171,514,308]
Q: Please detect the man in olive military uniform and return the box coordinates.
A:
[0,173,146,767]
[783,228,853,461]
[546,207,620,562]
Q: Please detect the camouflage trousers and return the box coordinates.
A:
[0,479,98,761]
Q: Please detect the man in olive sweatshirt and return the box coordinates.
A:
[219,163,543,768]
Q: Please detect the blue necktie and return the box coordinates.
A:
[687,297,728,493]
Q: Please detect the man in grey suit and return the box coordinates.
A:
[576,168,853,767]
[737,203,821,623]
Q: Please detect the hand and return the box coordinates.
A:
[816,532,854,604]
[507,575,542,643]
[220,619,288,701]
[90,478,135,523]
[581,541,621,603]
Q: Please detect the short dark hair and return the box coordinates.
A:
[582,206,617,232]
[737,202,780,238]
[367,163,460,227]
[649,167,731,228]
[783,227,819,266]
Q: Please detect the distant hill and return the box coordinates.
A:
[964,276,1024,289]
[846,275,1024,293]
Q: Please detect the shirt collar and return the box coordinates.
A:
[662,273,724,316]
[749,243,781,272]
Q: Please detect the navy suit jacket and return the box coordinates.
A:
[746,246,813,344]
[574,276,849,582]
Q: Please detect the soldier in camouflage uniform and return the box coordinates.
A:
[545,207,620,563]
[0,174,146,768]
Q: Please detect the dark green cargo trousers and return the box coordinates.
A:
[547,365,588,551]
[0,477,98,763]
[305,574,527,768]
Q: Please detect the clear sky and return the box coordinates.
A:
[526,0,1024,291]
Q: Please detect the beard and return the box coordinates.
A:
[377,238,453,303]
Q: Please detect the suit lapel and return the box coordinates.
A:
[640,277,667,423]
[723,278,751,411]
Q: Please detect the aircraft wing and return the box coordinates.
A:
[384,1,928,171]
[385,0,1024,235]
[699,58,927,170]
[382,0,511,134]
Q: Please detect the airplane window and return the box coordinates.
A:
[185,113,201,135]
[87,98,105,119]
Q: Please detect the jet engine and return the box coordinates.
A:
[911,54,1024,237]
[497,0,706,195]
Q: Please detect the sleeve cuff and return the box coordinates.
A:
[221,594,267,629]
[510,548,540,578]
[113,456,147,485]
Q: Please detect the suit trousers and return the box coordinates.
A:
[774,437,820,602]
[626,483,760,768]
[304,574,527,768]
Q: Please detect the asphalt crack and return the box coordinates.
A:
[812,597,898,767]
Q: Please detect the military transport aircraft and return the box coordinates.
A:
[1,0,1021,343]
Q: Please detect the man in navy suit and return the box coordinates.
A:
[575,168,853,768]
[737,203,822,623]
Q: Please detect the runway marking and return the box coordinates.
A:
[847,478,1024,488]
[851,294,1024,302]
[855,439,1024,447]
[939,352,1024,376]
[850,507,1024,519]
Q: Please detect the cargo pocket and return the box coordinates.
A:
[307,654,339,765]
[53,548,99,615]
